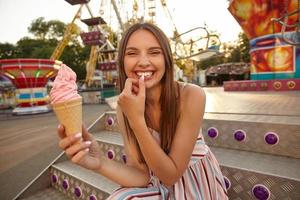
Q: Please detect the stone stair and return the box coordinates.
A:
[15,111,300,200]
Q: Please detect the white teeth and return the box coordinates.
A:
[136,72,153,77]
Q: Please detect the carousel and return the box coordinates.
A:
[0,59,60,115]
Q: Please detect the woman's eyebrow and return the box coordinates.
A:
[125,47,138,50]
[125,47,162,51]
[149,47,162,50]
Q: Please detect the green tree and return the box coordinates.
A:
[195,31,250,71]
[28,17,49,40]
[1,17,93,79]
[15,37,54,58]
[0,43,18,59]
[239,32,250,62]
[61,43,91,80]
[28,17,66,40]
[47,20,66,39]
[196,54,224,70]
[226,32,250,63]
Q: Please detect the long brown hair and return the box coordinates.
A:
[117,22,180,163]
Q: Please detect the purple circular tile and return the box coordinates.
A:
[207,127,218,138]
[107,117,114,126]
[122,154,127,164]
[252,184,270,200]
[264,132,279,145]
[89,194,97,200]
[223,176,231,190]
[62,179,69,190]
[107,149,115,159]
[74,186,82,198]
[234,130,246,142]
[51,174,58,184]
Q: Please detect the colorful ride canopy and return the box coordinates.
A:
[0,59,59,88]
[0,59,60,114]
[228,0,300,80]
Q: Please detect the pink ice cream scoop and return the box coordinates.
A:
[50,64,81,103]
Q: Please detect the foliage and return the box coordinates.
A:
[102,25,119,48]
[15,37,54,58]
[196,31,250,70]
[61,44,91,80]
[238,32,250,62]
[196,55,224,71]
[0,17,92,80]
[223,32,250,63]
[0,43,18,59]
[28,17,66,40]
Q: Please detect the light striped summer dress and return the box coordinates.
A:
[107,129,228,200]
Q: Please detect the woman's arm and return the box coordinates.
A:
[131,84,206,186]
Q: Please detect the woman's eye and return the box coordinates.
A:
[150,51,161,55]
[126,52,137,56]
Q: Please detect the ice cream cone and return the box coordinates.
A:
[52,97,82,136]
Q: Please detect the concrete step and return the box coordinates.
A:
[211,146,300,199]
[203,113,300,159]
[94,130,300,181]
[20,187,72,200]
[50,160,119,200]
[94,131,126,164]
[96,112,300,159]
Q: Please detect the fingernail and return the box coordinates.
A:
[57,124,61,129]
[85,148,89,152]
[85,141,92,146]
[74,132,82,138]
[140,74,144,81]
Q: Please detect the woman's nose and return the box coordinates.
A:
[138,56,151,67]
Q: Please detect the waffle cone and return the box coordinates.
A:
[52,97,82,136]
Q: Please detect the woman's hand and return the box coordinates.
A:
[117,77,146,125]
[57,124,103,171]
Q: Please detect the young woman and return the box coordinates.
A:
[58,22,228,199]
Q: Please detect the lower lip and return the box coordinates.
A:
[144,75,152,81]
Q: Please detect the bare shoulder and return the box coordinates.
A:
[180,83,206,108]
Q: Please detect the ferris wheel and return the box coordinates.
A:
[58,0,221,85]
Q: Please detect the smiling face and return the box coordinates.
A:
[124,29,166,89]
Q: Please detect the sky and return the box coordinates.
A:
[0,0,242,44]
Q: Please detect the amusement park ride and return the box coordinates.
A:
[224,0,300,91]
[0,0,220,115]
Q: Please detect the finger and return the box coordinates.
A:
[132,85,139,95]
[59,132,82,150]
[71,148,89,164]
[138,76,146,98]
[82,124,93,141]
[123,78,134,94]
[57,124,66,139]
[65,140,91,158]
[124,78,139,92]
